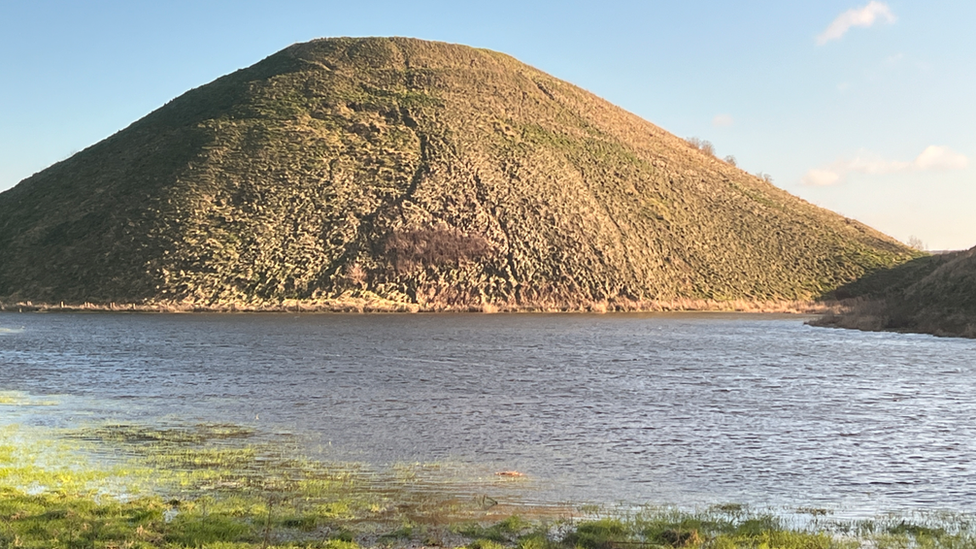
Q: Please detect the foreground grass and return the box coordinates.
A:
[3,420,976,548]
[5,491,976,549]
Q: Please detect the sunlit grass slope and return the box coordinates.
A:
[0,37,916,310]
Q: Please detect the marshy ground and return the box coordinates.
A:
[3,404,976,549]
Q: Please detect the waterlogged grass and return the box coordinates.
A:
[0,421,536,547]
[0,390,60,406]
[75,422,256,445]
[4,422,976,548]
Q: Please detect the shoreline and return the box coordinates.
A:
[0,297,840,315]
[809,298,976,339]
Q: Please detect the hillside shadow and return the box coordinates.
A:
[823,251,963,301]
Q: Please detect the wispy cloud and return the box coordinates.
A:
[712,114,734,128]
[802,146,969,186]
[802,169,842,187]
[817,1,896,45]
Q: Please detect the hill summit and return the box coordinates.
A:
[0,37,916,311]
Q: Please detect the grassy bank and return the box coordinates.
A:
[3,418,975,548]
[4,480,975,549]
[812,248,976,339]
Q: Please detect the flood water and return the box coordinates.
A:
[2,311,975,516]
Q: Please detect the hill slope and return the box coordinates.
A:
[0,37,916,310]
[815,247,976,338]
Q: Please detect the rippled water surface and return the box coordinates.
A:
[2,312,975,514]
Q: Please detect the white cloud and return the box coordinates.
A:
[846,152,909,174]
[802,146,969,186]
[913,145,969,170]
[817,1,896,45]
[712,114,734,127]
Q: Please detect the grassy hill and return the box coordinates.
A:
[0,37,917,311]
[815,247,976,338]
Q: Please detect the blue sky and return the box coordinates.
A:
[2,1,974,249]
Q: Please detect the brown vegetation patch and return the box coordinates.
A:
[383,228,491,273]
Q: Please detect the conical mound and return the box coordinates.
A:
[0,37,915,310]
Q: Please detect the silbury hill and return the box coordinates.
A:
[0,37,917,311]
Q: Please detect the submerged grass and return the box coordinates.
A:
[3,421,976,548]
[0,390,60,406]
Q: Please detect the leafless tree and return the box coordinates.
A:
[685,137,715,157]
[907,235,926,251]
[700,140,715,157]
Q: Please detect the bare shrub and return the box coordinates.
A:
[755,172,773,183]
[724,155,737,166]
[344,263,367,287]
